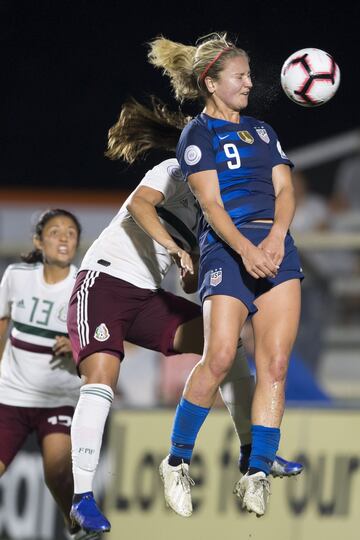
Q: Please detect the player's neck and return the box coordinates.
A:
[203,104,240,124]
[43,263,70,284]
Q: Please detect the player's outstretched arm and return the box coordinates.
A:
[127,185,194,274]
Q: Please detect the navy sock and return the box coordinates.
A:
[239,444,252,473]
[168,398,210,466]
[249,425,280,475]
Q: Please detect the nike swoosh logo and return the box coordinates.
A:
[219,134,229,140]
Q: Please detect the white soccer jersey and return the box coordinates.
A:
[80,158,200,290]
[0,263,81,407]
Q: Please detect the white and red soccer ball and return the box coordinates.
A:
[280,48,340,107]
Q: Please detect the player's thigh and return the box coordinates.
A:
[252,279,301,370]
[202,294,248,360]
[37,406,73,480]
[173,315,204,355]
[126,289,201,356]
[0,403,31,472]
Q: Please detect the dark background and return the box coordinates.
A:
[1,0,359,191]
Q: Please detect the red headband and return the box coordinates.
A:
[199,47,234,81]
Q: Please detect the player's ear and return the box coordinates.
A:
[204,76,216,94]
[33,234,42,251]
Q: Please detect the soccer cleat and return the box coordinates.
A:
[233,471,271,517]
[270,455,304,478]
[70,492,111,533]
[159,455,195,517]
[66,525,102,540]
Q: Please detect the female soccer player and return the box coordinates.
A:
[0,209,97,540]
[67,97,303,532]
[148,33,303,517]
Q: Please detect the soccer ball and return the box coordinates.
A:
[280,48,340,107]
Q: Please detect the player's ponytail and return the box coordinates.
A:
[105,96,191,163]
[147,37,199,101]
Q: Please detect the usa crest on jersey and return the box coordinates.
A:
[255,127,270,144]
[210,268,222,287]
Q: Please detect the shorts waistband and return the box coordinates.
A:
[239,222,273,230]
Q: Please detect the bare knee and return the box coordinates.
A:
[259,352,289,384]
[80,352,120,390]
[205,344,237,382]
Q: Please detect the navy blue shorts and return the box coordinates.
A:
[199,223,304,315]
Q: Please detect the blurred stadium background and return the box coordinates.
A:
[1,1,359,539]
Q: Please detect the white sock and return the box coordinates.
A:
[71,383,114,494]
[220,343,254,445]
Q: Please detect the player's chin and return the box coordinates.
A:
[238,95,249,109]
[51,256,72,268]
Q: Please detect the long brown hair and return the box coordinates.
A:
[105,96,191,164]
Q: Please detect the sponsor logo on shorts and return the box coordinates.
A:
[94,323,110,342]
[237,130,254,144]
[184,145,202,166]
[210,268,222,287]
[255,127,270,144]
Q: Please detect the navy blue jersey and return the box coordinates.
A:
[176,113,293,254]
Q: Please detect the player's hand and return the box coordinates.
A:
[258,232,285,268]
[240,243,278,279]
[53,336,72,356]
[168,247,194,275]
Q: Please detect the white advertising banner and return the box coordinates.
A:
[106,409,360,540]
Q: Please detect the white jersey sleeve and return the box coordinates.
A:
[140,159,183,201]
[0,266,12,318]
[80,158,200,289]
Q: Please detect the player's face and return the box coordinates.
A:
[35,215,79,268]
[212,56,252,112]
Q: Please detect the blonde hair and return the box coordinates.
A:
[148,32,249,102]
[105,96,190,164]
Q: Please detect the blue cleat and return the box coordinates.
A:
[70,492,111,533]
[270,455,304,478]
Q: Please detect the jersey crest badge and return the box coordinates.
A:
[57,303,68,323]
[210,268,222,287]
[237,130,254,144]
[255,127,270,144]
[167,165,184,181]
[184,145,202,166]
[94,323,110,342]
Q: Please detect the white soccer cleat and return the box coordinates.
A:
[233,471,271,517]
[159,455,195,517]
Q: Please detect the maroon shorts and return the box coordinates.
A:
[0,403,74,468]
[67,271,201,365]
